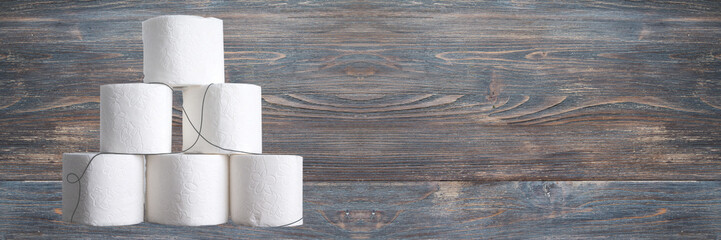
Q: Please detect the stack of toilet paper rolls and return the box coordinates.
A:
[62,15,303,227]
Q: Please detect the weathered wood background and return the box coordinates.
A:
[1,0,720,238]
[3,181,720,239]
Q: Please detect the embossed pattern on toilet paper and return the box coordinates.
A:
[143,15,224,86]
[100,84,172,153]
[231,155,303,227]
[62,153,144,226]
[182,84,262,154]
[215,84,262,151]
[146,154,229,226]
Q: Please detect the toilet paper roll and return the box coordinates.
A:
[100,83,172,154]
[62,153,145,226]
[230,155,303,227]
[142,15,224,86]
[146,154,229,226]
[182,83,262,154]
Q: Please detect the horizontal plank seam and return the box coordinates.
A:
[4,180,718,183]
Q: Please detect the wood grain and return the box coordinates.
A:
[2,181,720,239]
[1,0,721,180]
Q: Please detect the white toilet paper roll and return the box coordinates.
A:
[62,153,145,226]
[142,15,224,86]
[146,154,229,226]
[182,83,262,154]
[230,155,303,227]
[100,83,172,154]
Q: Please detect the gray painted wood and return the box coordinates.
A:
[2,181,720,239]
[2,1,720,238]
[2,0,721,181]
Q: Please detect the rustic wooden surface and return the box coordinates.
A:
[1,0,720,181]
[1,0,721,238]
[2,181,720,239]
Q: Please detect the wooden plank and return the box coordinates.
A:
[1,0,721,180]
[2,181,720,239]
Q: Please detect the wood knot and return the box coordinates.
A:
[323,209,401,232]
[344,66,376,77]
[525,51,548,60]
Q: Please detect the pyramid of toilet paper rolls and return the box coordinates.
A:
[62,15,303,227]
